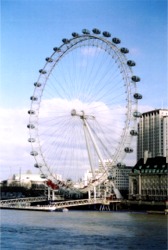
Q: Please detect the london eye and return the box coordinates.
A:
[28,28,142,196]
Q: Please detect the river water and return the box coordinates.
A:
[1,209,167,250]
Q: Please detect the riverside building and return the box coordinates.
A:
[129,155,168,201]
[84,160,132,199]
[129,108,168,201]
[137,109,168,160]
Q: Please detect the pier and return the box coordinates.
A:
[0,197,121,211]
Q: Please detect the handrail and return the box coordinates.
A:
[0,197,121,209]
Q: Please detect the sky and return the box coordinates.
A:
[0,0,167,180]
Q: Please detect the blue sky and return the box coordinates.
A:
[0,0,167,180]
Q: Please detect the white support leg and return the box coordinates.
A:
[52,190,55,201]
[48,187,51,200]
[94,186,96,201]
[88,190,91,200]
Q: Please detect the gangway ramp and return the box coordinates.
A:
[0,197,47,207]
[0,197,121,211]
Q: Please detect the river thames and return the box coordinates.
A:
[1,209,167,250]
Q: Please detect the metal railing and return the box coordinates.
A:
[0,197,47,206]
[0,197,121,209]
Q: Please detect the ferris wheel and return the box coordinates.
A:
[27,28,142,194]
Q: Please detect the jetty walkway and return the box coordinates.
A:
[0,197,121,211]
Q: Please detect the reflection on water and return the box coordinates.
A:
[1,210,167,250]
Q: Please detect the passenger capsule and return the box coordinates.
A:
[112,38,121,44]
[133,111,142,118]
[72,32,79,37]
[92,28,101,34]
[30,96,38,101]
[82,29,90,34]
[27,124,35,129]
[117,163,126,168]
[28,138,36,143]
[30,151,38,156]
[102,31,111,37]
[34,163,42,168]
[45,57,53,62]
[40,174,47,178]
[71,109,76,116]
[127,60,136,67]
[120,47,129,54]
[124,147,133,153]
[34,82,41,87]
[117,163,122,167]
[62,38,70,44]
[134,93,142,99]
[130,130,138,136]
[39,69,47,74]
[53,47,61,52]
[132,76,141,82]
[107,175,113,180]
[28,110,35,115]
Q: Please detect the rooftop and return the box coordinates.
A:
[132,156,168,174]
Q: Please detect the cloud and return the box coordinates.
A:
[28,96,136,181]
[0,107,36,180]
[0,102,154,182]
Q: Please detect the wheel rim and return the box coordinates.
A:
[28,29,141,192]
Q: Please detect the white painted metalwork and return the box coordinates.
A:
[28,28,142,196]
[0,197,121,210]
[0,197,47,206]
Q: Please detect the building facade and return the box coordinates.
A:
[84,161,132,199]
[109,166,132,196]
[129,156,168,201]
[137,109,168,160]
[7,172,47,189]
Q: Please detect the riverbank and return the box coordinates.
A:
[120,200,167,212]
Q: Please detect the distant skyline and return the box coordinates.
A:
[1,0,167,180]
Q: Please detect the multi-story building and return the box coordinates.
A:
[129,156,168,201]
[109,166,132,196]
[137,109,168,160]
[7,172,47,189]
[84,160,132,199]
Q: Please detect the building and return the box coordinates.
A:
[111,166,132,198]
[7,172,47,189]
[137,109,168,160]
[97,159,132,192]
[84,160,132,199]
[129,156,168,201]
